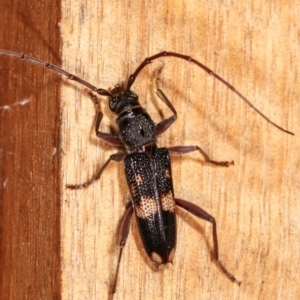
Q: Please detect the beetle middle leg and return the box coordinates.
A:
[168,145,234,167]
[66,152,125,189]
[175,198,241,285]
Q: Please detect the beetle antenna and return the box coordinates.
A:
[126,51,294,136]
[0,49,113,98]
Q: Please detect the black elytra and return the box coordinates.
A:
[0,49,294,299]
[125,147,176,267]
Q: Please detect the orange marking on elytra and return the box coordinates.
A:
[135,196,158,218]
[161,191,175,212]
[135,174,143,185]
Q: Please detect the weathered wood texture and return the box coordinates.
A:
[1,1,299,300]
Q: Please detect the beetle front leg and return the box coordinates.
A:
[66,152,125,189]
[89,92,124,147]
[168,145,234,167]
[67,94,126,190]
[175,198,241,285]
[109,204,134,300]
[155,89,177,135]
[95,110,124,146]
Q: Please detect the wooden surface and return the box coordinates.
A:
[1,1,299,300]
[0,1,61,299]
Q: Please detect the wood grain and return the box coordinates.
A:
[0,0,61,299]
[1,1,299,300]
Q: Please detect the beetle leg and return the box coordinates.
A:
[89,92,124,147]
[109,205,134,300]
[95,110,124,146]
[66,152,125,189]
[168,145,234,167]
[175,198,241,285]
[155,89,177,135]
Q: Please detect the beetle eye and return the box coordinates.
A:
[110,98,118,108]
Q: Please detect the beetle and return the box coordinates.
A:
[0,49,294,298]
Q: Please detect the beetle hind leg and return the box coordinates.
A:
[175,198,241,285]
[109,205,134,300]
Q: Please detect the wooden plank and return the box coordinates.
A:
[0,1,61,299]
[1,1,299,300]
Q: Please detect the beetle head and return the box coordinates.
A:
[109,85,139,114]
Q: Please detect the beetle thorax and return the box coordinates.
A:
[116,106,156,151]
[109,87,156,151]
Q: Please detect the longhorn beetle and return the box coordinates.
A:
[0,49,294,299]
